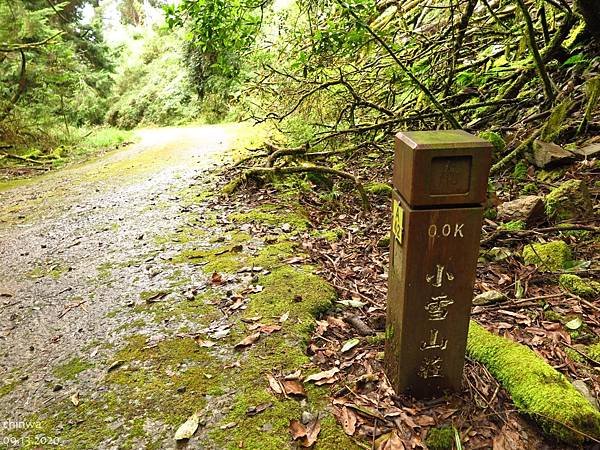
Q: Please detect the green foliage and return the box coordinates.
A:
[541,99,573,142]
[500,220,526,231]
[512,161,528,180]
[545,179,593,221]
[164,0,262,99]
[479,131,506,153]
[0,1,115,148]
[105,27,199,129]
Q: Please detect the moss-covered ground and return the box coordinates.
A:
[8,184,354,449]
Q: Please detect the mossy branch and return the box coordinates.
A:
[515,0,556,102]
[467,322,600,444]
[481,224,600,246]
[489,129,541,175]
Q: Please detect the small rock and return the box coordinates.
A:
[177,386,187,393]
[301,411,314,424]
[570,143,600,159]
[472,290,506,306]
[545,180,593,221]
[261,423,273,432]
[281,223,292,232]
[530,140,574,168]
[497,196,545,226]
[572,380,599,410]
[53,384,63,392]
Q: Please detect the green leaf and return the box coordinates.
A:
[340,338,360,353]
[562,54,587,67]
[565,317,582,330]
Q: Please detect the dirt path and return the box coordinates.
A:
[0,124,353,450]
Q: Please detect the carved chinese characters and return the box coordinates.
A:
[385,131,491,398]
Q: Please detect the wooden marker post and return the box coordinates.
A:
[385,130,492,398]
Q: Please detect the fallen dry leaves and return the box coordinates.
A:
[234,332,260,349]
[289,418,321,447]
[281,379,306,398]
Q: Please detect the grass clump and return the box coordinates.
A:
[467,322,600,444]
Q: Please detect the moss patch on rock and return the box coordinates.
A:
[467,322,600,444]
[545,179,593,221]
[522,240,572,271]
[559,274,600,298]
[424,425,455,450]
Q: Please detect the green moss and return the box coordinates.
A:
[253,241,296,268]
[365,182,393,197]
[545,180,593,221]
[229,204,309,232]
[207,264,353,449]
[139,289,171,302]
[564,347,584,364]
[97,262,115,280]
[0,381,18,398]
[366,332,385,345]
[559,274,600,298]
[467,322,600,444]
[541,99,572,142]
[522,241,572,271]
[483,207,497,220]
[544,309,563,322]
[500,220,526,231]
[52,357,93,381]
[312,228,344,242]
[537,168,565,183]
[246,266,334,323]
[521,182,538,194]
[512,161,528,180]
[586,343,600,361]
[478,131,506,153]
[28,262,70,280]
[425,426,454,450]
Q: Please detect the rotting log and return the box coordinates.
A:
[467,322,600,445]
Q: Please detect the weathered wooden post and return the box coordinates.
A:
[384,130,492,398]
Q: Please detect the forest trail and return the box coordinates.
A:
[0,124,279,448]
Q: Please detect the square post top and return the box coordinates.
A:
[393,130,492,207]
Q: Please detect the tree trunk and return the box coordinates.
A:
[577,0,600,37]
